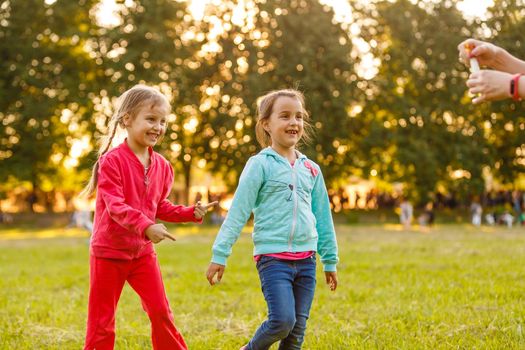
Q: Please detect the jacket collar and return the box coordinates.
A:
[118,139,156,168]
[260,146,307,164]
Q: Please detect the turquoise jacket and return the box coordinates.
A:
[211,147,339,272]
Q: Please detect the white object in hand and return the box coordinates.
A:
[469,57,480,73]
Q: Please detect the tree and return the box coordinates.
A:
[194,0,360,188]
[480,0,525,186]
[82,0,219,204]
[357,0,488,204]
[0,0,102,211]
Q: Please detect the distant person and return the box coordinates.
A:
[206,89,339,350]
[512,191,523,225]
[458,39,525,103]
[470,200,483,227]
[485,211,496,226]
[68,209,93,233]
[80,85,216,350]
[519,212,525,226]
[0,208,13,224]
[418,202,435,227]
[210,206,225,225]
[499,211,514,228]
[399,197,413,229]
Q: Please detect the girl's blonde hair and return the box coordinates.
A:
[80,84,170,197]
[255,89,312,148]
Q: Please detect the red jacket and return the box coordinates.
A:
[90,141,200,259]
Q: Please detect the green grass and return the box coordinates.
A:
[1,224,525,349]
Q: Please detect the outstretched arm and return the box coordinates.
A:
[458,39,525,74]
[211,157,265,266]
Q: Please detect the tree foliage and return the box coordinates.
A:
[1,0,525,210]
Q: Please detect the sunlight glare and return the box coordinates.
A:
[457,0,493,20]
[93,0,123,28]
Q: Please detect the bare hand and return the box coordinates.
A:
[458,39,503,70]
[467,70,512,104]
[325,271,338,291]
[194,201,219,219]
[206,262,225,286]
[145,223,176,243]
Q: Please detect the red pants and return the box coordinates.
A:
[84,253,187,350]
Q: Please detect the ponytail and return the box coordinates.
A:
[79,117,119,198]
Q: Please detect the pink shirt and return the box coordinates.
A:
[254,251,315,262]
[253,159,315,262]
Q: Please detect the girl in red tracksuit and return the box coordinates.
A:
[81,85,215,350]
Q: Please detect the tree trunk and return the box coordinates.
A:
[183,161,192,205]
[28,170,39,213]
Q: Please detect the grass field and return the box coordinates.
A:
[1,224,525,349]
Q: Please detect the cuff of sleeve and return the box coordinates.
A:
[211,254,227,266]
[179,205,202,222]
[323,264,337,272]
[137,219,155,237]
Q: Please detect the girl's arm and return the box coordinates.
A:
[211,157,264,266]
[311,167,339,272]
[98,157,154,236]
[156,164,202,223]
[501,53,525,74]
[157,201,201,223]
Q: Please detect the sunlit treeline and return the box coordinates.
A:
[0,0,524,211]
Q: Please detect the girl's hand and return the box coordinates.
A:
[325,271,338,291]
[458,39,504,70]
[206,263,225,286]
[194,201,219,219]
[145,223,176,243]
[467,70,513,104]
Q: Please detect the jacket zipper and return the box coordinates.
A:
[144,166,150,187]
[289,163,298,251]
[137,165,150,257]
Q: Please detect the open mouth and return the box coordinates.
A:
[286,130,298,135]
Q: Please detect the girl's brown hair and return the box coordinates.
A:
[80,85,170,197]
[255,89,312,148]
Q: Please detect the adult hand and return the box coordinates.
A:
[467,70,512,104]
[458,39,504,70]
[194,201,219,219]
[325,271,338,291]
[145,223,176,243]
[206,262,225,286]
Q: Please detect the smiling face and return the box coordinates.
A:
[124,101,169,153]
[263,96,305,153]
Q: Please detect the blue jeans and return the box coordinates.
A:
[247,255,316,350]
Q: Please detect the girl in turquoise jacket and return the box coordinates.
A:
[206,89,339,350]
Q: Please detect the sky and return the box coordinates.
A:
[94,0,495,28]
